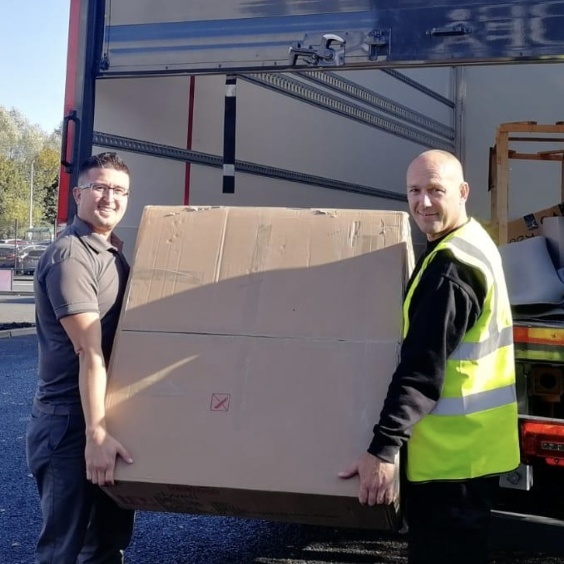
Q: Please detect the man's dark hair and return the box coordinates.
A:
[78,152,130,179]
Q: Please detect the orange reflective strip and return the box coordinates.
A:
[513,326,564,346]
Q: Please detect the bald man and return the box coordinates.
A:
[340,150,519,564]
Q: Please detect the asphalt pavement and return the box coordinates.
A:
[1,301,564,562]
[0,274,35,333]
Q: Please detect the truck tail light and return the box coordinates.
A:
[520,420,564,466]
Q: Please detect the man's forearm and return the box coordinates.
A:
[78,350,109,437]
[367,382,439,462]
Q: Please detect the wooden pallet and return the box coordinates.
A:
[490,122,564,244]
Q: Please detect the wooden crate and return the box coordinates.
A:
[490,122,564,244]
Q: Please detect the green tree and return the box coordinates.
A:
[0,105,62,237]
[0,107,45,161]
[34,146,60,224]
[0,156,28,237]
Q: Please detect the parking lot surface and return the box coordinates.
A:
[1,334,564,563]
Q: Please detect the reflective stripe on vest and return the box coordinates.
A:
[449,325,513,360]
[447,235,503,351]
[432,383,517,416]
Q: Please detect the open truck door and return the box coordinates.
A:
[100,0,564,75]
[58,0,564,535]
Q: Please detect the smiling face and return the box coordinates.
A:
[406,151,469,242]
[73,167,130,239]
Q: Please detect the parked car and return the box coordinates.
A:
[0,239,26,246]
[0,244,18,269]
[16,245,47,275]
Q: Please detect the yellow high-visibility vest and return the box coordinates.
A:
[404,219,520,482]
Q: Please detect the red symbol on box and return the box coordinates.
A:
[210,393,230,412]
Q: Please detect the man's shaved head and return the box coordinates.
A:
[406,150,469,241]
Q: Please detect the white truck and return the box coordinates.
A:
[58,0,564,541]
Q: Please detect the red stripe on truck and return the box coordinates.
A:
[57,0,82,227]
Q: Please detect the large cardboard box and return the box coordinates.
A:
[507,202,564,243]
[104,206,413,530]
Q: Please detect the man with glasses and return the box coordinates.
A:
[26,152,135,563]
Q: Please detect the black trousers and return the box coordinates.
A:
[26,401,135,564]
[406,477,497,564]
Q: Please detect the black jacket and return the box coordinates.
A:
[367,230,487,463]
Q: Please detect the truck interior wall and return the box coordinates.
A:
[92,67,454,259]
[188,165,405,210]
[350,67,454,125]
[93,76,191,260]
[191,70,452,192]
[463,63,564,222]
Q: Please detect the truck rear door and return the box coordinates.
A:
[101,0,564,76]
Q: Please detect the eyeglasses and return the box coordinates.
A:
[78,183,130,198]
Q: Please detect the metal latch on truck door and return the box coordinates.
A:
[366,29,391,61]
[289,33,346,67]
[426,24,472,37]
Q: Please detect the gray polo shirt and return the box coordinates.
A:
[33,216,130,405]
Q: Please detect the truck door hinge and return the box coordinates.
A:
[289,33,346,67]
[366,29,391,61]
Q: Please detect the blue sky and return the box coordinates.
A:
[0,0,70,133]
